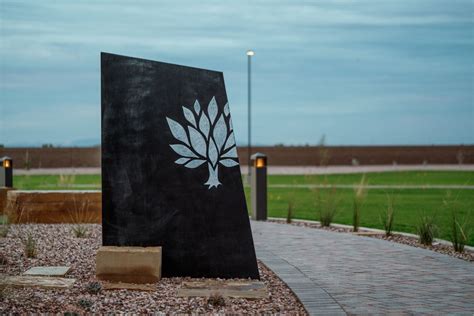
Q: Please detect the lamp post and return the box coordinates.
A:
[246,49,255,182]
[0,156,13,188]
[250,152,267,220]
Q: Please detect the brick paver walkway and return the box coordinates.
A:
[252,221,474,315]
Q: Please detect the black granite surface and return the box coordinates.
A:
[101,52,259,279]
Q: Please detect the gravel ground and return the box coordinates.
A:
[0,224,307,315]
[270,219,474,262]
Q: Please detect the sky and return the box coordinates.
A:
[0,0,473,147]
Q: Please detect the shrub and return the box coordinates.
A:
[352,175,367,232]
[0,253,7,265]
[58,174,76,188]
[207,293,226,307]
[0,285,11,301]
[444,193,471,253]
[0,216,9,238]
[86,281,102,294]
[23,233,37,258]
[450,211,470,253]
[316,186,338,227]
[77,298,93,310]
[379,193,395,236]
[68,197,97,238]
[417,213,437,246]
[72,225,88,238]
[286,200,294,224]
[318,134,331,166]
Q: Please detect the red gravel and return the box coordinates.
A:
[0,224,307,314]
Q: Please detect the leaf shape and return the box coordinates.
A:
[229,117,233,131]
[224,131,235,150]
[223,103,230,116]
[170,144,198,158]
[166,117,189,146]
[221,146,238,158]
[213,114,227,153]
[188,126,207,157]
[199,113,210,138]
[207,96,218,124]
[175,158,191,165]
[220,159,239,167]
[193,100,201,114]
[185,159,206,169]
[208,138,218,166]
[182,107,196,127]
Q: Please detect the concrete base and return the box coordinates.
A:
[96,246,162,284]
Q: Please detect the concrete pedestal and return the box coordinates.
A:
[96,246,162,283]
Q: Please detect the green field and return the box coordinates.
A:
[12,171,474,245]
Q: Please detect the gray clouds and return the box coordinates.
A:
[1,0,473,146]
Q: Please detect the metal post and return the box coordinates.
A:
[247,53,251,182]
[0,157,13,188]
[250,153,267,221]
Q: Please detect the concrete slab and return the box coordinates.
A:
[96,246,162,283]
[177,280,268,299]
[102,281,155,291]
[0,275,75,289]
[23,266,71,276]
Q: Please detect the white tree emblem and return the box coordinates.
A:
[166,96,239,189]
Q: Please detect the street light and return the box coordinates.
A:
[246,50,254,182]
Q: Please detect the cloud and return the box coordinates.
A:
[1,0,473,145]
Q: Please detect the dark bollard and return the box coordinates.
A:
[250,153,267,221]
[0,157,13,188]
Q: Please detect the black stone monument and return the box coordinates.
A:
[101,52,259,279]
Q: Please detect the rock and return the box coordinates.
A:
[23,266,71,277]
[96,246,162,283]
[0,275,75,289]
[177,280,268,299]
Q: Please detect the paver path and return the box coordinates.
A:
[251,220,474,315]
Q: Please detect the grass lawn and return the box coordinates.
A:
[11,171,474,245]
[267,171,474,186]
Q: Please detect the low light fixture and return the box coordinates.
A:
[255,157,266,168]
[3,159,11,168]
[1,156,13,188]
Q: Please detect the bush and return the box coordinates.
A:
[352,175,367,232]
[0,284,11,301]
[443,193,471,253]
[0,216,9,238]
[77,298,93,310]
[86,281,102,294]
[316,186,338,227]
[207,293,226,307]
[417,213,437,246]
[72,225,88,238]
[286,200,294,224]
[380,193,395,236]
[450,211,469,253]
[22,233,37,258]
[0,253,7,265]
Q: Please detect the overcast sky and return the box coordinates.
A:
[1,0,473,146]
